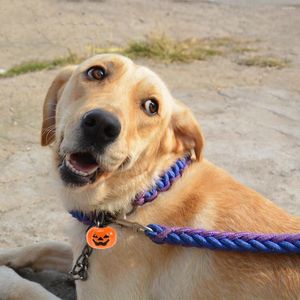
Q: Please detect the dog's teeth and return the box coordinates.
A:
[86,167,98,175]
[65,159,89,177]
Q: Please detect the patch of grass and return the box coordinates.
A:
[123,36,192,62]
[0,35,289,78]
[0,53,81,78]
[92,35,223,63]
[238,56,289,68]
[123,35,223,62]
[91,35,258,62]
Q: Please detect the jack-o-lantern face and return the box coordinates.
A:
[93,233,110,246]
[86,226,117,249]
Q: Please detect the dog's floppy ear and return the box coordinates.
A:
[41,66,75,146]
[171,101,205,161]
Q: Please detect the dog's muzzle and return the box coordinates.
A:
[59,109,121,187]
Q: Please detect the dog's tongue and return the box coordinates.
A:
[69,153,99,174]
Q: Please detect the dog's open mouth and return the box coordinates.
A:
[59,152,102,187]
[66,153,99,176]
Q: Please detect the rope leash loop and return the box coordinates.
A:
[145,224,300,254]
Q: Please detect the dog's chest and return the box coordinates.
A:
[73,227,213,300]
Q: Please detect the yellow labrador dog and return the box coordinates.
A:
[1,54,300,300]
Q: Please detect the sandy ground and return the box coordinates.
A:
[0,0,300,298]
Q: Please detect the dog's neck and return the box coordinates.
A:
[69,154,192,226]
[61,152,191,217]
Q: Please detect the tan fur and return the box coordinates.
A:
[1,54,299,300]
[43,54,300,300]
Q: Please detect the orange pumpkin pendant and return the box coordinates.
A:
[86,226,117,250]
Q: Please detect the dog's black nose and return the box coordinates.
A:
[81,109,121,146]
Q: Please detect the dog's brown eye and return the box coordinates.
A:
[142,99,159,116]
[86,66,106,81]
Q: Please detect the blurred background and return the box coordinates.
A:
[0,0,299,298]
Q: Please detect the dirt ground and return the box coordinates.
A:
[0,0,300,299]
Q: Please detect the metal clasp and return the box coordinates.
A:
[112,218,152,233]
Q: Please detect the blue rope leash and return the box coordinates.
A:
[145,224,300,254]
[70,211,300,254]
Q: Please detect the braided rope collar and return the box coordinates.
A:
[69,155,192,227]
[133,155,192,206]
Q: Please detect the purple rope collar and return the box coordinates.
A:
[69,155,300,254]
[133,155,192,206]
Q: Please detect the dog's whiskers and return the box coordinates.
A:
[44,127,56,143]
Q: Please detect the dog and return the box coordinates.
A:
[0,54,300,299]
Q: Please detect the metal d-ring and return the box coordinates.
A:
[93,211,106,227]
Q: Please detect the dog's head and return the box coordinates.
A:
[41,54,204,194]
